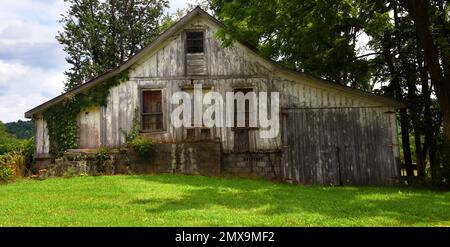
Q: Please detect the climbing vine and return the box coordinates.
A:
[44,70,130,157]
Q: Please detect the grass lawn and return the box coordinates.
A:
[0,174,449,226]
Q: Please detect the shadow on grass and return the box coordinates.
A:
[127,175,450,226]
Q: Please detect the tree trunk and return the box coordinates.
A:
[400,109,414,177]
[407,68,424,177]
[406,0,450,148]
[382,29,415,177]
[420,60,432,174]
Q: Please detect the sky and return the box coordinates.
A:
[0,0,189,123]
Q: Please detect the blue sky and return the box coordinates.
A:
[0,0,189,123]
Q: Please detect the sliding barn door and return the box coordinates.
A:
[282,108,398,185]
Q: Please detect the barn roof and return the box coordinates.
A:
[25,7,402,118]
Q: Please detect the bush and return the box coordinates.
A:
[128,136,156,156]
[0,157,14,183]
[0,139,24,155]
[64,166,77,178]
[0,152,25,183]
[432,143,450,188]
[93,148,114,175]
[23,138,35,165]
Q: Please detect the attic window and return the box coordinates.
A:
[186,31,204,53]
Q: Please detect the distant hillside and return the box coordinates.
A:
[5,120,35,139]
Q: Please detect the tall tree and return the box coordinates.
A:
[57,0,168,91]
[210,0,376,90]
[405,0,450,150]
[364,0,445,179]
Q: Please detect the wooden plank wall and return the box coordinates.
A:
[282,107,399,185]
[35,116,49,156]
[77,106,101,148]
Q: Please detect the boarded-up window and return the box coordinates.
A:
[233,88,253,152]
[234,88,253,128]
[183,87,211,127]
[182,87,213,141]
[142,90,163,131]
[186,31,204,53]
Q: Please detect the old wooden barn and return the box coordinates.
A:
[25,7,402,185]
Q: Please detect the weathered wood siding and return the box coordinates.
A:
[35,116,49,156]
[282,107,399,185]
[275,77,381,108]
[78,106,101,149]
[186,53,207,75]
[131,18,272,78]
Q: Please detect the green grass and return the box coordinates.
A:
[0,175,449,226]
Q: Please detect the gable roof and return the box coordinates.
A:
[25,7,401,118]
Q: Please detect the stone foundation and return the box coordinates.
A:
[31,143,284,181]
[221,152,282,179]
[33,142,222,178]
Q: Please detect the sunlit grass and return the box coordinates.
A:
[0,175,449,226]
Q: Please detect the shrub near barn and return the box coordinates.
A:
[0,121,34,183]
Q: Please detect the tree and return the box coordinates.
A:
[5,120,35,139]
[405,0,449,150]
[210,0,377,90]
[364,0,447,180]
[57,0,168,91]
[363,0,418,177]
[0,122,9,141]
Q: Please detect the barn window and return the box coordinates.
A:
[142,90,163,131]
[182,87,213,141]
[234,88,254,128]
[233,88,253,152]
[186,31,204,53]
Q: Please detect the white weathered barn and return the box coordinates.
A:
[25,7,402,185]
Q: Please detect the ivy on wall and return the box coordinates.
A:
[43,70,130,157]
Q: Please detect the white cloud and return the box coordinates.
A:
[0,20,58,44]
[0,61,64,122]
[168,0,189,13]
[0,0,68,122]
[0,0,191,123]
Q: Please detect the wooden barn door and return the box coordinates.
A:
[78,106,101,149]
[282,108,397,185]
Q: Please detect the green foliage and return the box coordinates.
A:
[432,141,450,188]
[129,136,156,156]
[0,155,14,183]
[57,0,168,91]
[63,166,77,179]
[121,109,156,157]
[0,122,21,155]
[44,70,129,157]
[22,138,35,167]
[121,108,141,143]
[0,122,35,171]
[0,151,26,183]
[5,120,34,139]
[211,0,375,90]
[93,148,114,175]
[0,139,27,156]
[43,100,79,157]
